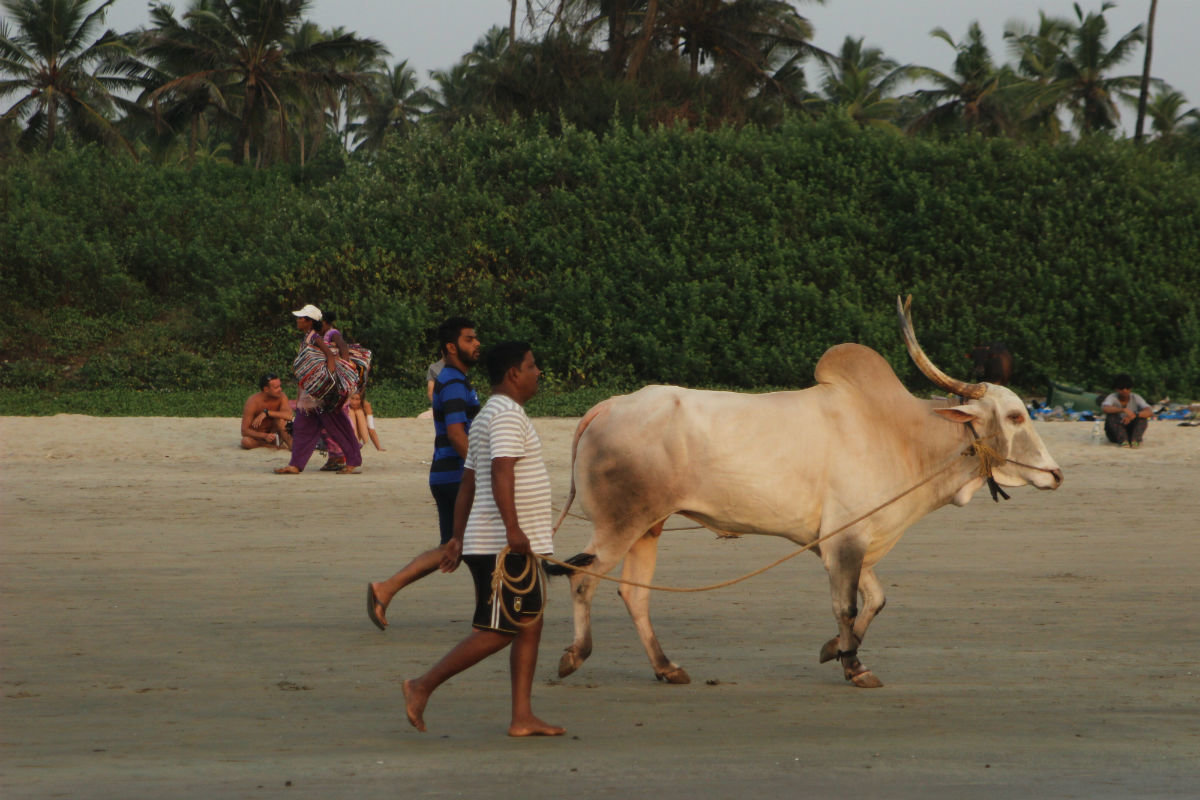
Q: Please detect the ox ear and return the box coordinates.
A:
[934,405,979,424]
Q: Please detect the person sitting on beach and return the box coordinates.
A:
[1100,373,1153,448]
[348,391,385,451]
[241,374,293,450]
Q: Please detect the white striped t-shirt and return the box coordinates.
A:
[462,394,554,555]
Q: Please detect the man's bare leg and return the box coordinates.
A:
[402,628,513,732]
[273,419,293,450]
[507,615,565,737]
[369,547,444,628]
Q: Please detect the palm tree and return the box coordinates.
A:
[348,60,431,151]
[1004,11,1071,141]
[137,0,386,166]
[656,0,818,81]
[0,0,142,154]
[1050,1,1144,134]
[129,0,235,166]
[425,26,517,128]
[818,36,913,129]
[426,61,482,128]
[909,22,1015,137]
[282,22,383,163]
[1140,88,1199,139]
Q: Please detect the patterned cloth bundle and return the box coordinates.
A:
[293,344,367,412]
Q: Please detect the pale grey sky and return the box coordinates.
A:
[103,1,1198,130]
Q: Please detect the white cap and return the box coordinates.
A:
[292,304,322,320]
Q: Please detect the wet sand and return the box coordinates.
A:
[1,415,1197,798]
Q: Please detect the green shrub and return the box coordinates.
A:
[2,122,1198,405]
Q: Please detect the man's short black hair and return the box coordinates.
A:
[437,316,475,357]
[259,373,279,389]
[1113,373,1134,390]
[486,341,532,386]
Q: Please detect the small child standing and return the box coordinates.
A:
[349,392,385,451]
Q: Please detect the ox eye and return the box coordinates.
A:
[1008,412,1025,425]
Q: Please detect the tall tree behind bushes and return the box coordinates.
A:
[134,0,386,166]
[0,0,142,155]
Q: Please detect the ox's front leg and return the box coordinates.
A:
[618,525,689,684]
[821,551,883,688]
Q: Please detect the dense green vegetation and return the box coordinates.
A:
[3,117,1198,412]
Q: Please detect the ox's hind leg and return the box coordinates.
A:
[618,524,689,684]
[820,552,884,688]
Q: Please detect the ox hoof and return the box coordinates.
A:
[818,637,839,664]
[850,670,883,689]
[558,650,582,679]
[655,667,691,685]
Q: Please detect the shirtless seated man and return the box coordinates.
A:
[241,373,294,450]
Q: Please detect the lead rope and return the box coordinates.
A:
[489,551,546,629]
[530,446,973,597]
[495,424,1058,620]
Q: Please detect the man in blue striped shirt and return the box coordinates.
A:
[367,318,480,630]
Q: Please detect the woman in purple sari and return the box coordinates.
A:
[274,304,363,475]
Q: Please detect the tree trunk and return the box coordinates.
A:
[189,114,198,168]
[46,92,58,150]
[235,84,256,166]
[1134,0,1158,142]
[607,0,629,78]
[509,0,518,45]
[626,0,658,82]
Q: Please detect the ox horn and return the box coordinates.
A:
[896,295,986,400]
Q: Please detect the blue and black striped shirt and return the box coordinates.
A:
[430,366,480,486]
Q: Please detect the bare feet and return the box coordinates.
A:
[273,465,300,474]
[402,679,427,732]
[337,465,361,474]
[508,716,566,737]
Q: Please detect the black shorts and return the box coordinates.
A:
[429,482,460,545]
[463,553,545,635]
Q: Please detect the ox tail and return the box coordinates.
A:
[543,552,597,577]
[551,399,613,536]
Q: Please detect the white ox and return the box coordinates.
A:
[547,297,1063,688]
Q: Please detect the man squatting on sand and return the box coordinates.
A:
[367,318,481,628]
[402,341,564,737]
[240,374,293,450]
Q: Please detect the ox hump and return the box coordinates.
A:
[814,344,907,396]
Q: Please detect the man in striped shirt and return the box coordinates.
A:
[402,341,564,737]
[367,318,480,630]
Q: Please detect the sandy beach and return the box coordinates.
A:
[1,413,1197,799]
